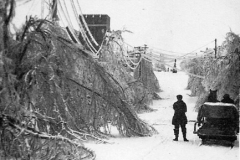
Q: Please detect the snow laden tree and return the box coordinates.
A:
[103,30,161,113]
[0,2,157,159]
[133,58,162,110]
[181,32,240,110]
[180,57,205,97]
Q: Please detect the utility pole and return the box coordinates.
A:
[41,0,44,19]
[215,39,217,58]
[173,59,177,73]
[51,0,58,21]
[143,44,148,54]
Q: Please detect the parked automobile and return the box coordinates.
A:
[172,67,177,73]
[194,102,239,146]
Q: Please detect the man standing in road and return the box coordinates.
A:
[172,95,189,142]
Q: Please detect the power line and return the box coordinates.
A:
[26,0,37,16]
[138,40,215,60]
[142,53,205,79]
[75,0,99,46]
[58,1,81,44]
[53,0,101,56]
[17,0,32,6]
[151,50,180,57]
[111,37,205,79]
[150,46,188,54]
[60,0,75,29]
[69,0,98,53]
[178,40,215,58]
[150,40,215,63]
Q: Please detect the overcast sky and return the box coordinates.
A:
[13,0,240,55]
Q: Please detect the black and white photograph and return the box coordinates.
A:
[0,0,239,159]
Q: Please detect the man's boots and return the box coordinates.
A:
[182,128,189,142]
[173,129,179,141]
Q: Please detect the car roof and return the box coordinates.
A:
[201,102,238,118]
[204,102,236,107]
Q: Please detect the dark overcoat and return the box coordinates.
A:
[221,97,234,104]
[172,100,188,125]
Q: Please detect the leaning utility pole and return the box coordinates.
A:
[143,44,148,54]
[215,39,217,58]
[51,0,58,21]
[41,0,45,19]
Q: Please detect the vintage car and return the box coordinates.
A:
[193,102,239,145]
[172,67,177,73]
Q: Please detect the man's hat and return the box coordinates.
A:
[177,95,182,99]
[223,94,230,98]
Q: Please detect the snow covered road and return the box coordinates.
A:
[86,71,239,160]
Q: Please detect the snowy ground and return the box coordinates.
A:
[86,71,239,160]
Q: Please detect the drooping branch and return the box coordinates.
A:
[0,17,157,159]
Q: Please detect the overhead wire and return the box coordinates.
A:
[69,0,98,54]
[124,42,134,48]
[58,0,81,44]
[111,40,143,70]
[95,32,107,56]
[141,52,205,79]
[149,40,214,59]
[151,50,183,58]
[33,0,211,74]
[75,0,110,57]
[123,40,211,65]
[177,40,215,58]
[26,0,37,16]
[118,39,213,79]
[68,0,86,39]
[150,40,215,64]
[42,0,102,56]
[44,0,57,20]
[57,12,78,43]
[149,46,188,54]
[75,0,99,46]
[120,46,143,68]
[59,0,88,46]
[16,0,32,6]
[124,54,143,70]
[61,0,75,29]
[57,8,66,26]
[57,3,74,41]
[125,54,142,66]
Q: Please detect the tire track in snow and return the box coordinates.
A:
[141,133,170,160]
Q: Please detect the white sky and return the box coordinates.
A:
[13,0,240,55]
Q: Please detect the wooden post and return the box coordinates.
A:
[143,44,148,54]
[215,39,217,58]
[41,0,44,19]
[52,0,58,21]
